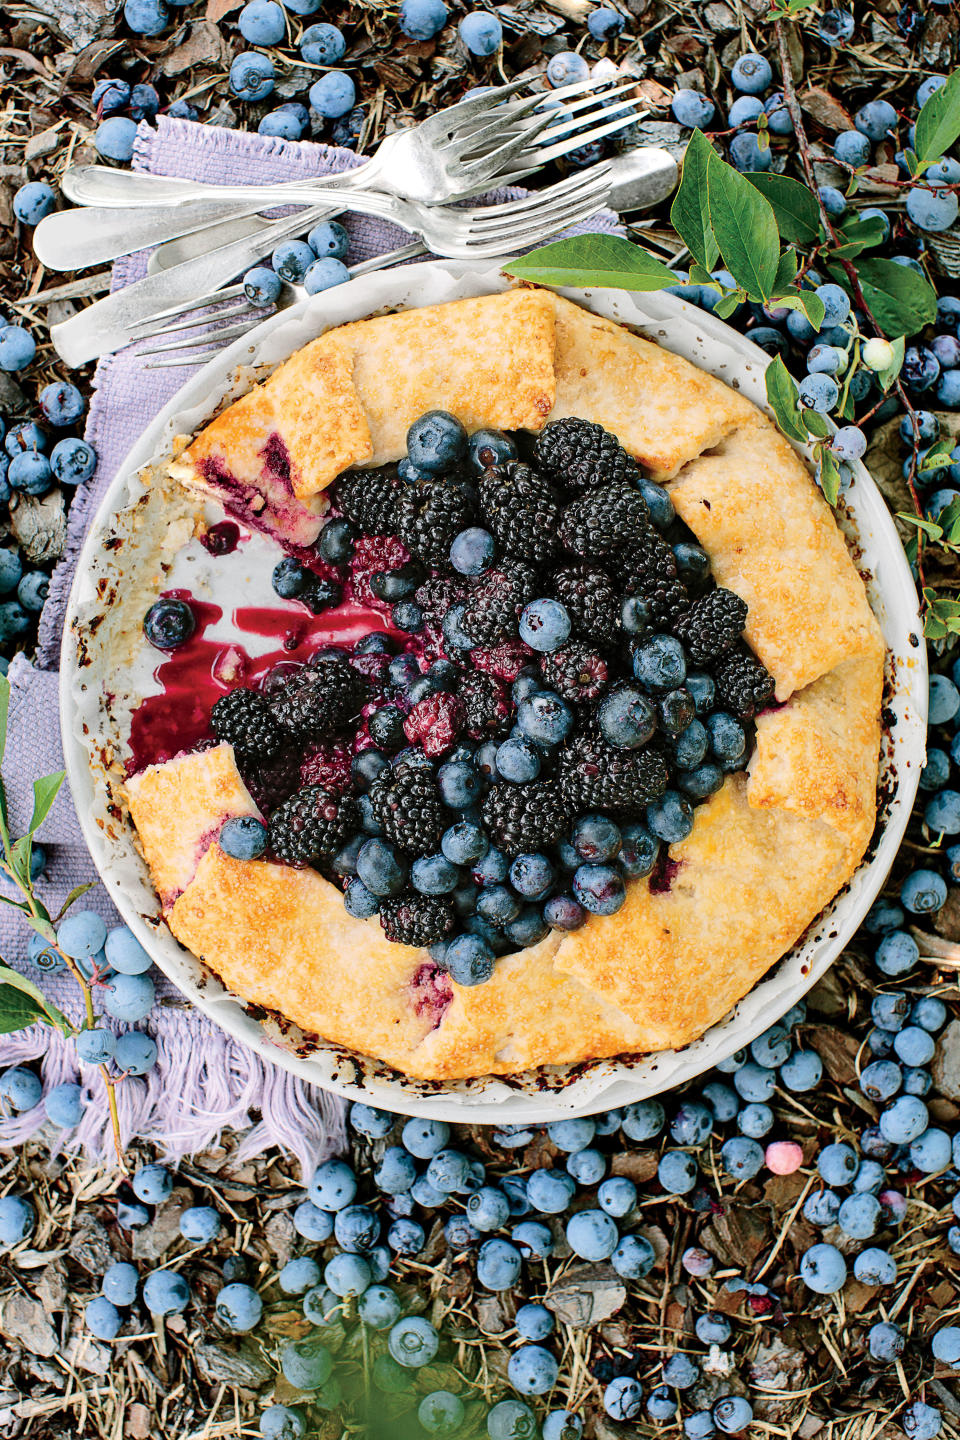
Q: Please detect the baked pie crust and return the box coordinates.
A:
[127,289,884,1081]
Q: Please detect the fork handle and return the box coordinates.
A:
[62,160,379,211]
[49,203,344,368]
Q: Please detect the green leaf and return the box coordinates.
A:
[707,156,780,301]
[0,960,72,1035]
[853,258,938,336]
[7,836,32,890]
[940,497,960,546]
[915,70,960,170]
[764,356,808,445]
[899,511,943,540]
[803,408,831,440]
[876,334,906,393]
[0,985,47,1035]
[670,129,720,271]
[502,234,676,291]
[713,290,746,319]
[817,446,842,506]
[744,173,820,245]
[27,772,64,837]
[919,438,956,473]
[832,214,888,258]
[53,881,97,924]
[773,249,798,292]
[924,588,960,640]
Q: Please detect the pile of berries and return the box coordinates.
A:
[162,412,777,982]
[4,977,957,1438]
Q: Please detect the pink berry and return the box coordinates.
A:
[765,1140,803,1174]
[681,1246,714,1278]
[403,692,466,757]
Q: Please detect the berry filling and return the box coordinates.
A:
[136,414,775,986]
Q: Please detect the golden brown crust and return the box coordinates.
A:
[124,744,260,907]
[135,289,886,1080]
[668,415,882,698]
[550,296,757,477]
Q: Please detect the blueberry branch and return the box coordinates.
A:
[774,18,928,590]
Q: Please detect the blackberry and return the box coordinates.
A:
[397,479,475,566]
[539,643,609,702]
[558,482,650,558]
[379,894,455,947]
[269,656,364,739]
[461,559,539,647]
[211,688,284,758]
[460,671,512,740]
[414,574,467,627]
[673,588,747,665]
[334,467,400,535]
[558,733,668,816]
[534,417,639,493]
[369,763,445,856]
[479,463,560,563]
[268,785,359,865]
[552,564,620,647]
[712,649,775,719]
[617,534,690,626]
[240,748,301,814]
[480,781,570,854]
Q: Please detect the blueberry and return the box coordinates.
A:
[875,930,919,976]
[671,1100,714,1145]
[104,972,155,1022]
[566,1147,606,1185]
[405,410,467,475]
[93,113,136,160]
[645,791,693,844]
[45,1082,84,1128]
[442,821,488,865]
[730,132,770,171]
[855,99,898,141]
[323,1252,372,1299]
[751,1023,791,1067]
[9,451,52,495]
[737,1102,773,1138]
[144,1268,191,1315]
[93,78,131,114]
[487,1401,538,1440]
[519,598,571,652]
[800,1242,847,1293]
[713,1397,754,1434]
[598,686,656,750]
[834,128,871,166]
[621,1099,665,1141]
[894,1024,935,1065]
[818,185,848,218]
[516,690,573,745]
[76,1028,116,1064]
[638,479,675,529]
[604,1376,643,1421]
[13,182,56,226]
[572,863,625,915]
[17,572,48,613]
[808,343,844,375]
[0,1067,41,1112]
[259,109,306,141]
[438,759,482,809]
[476,1236,522,1291]
[930,673,960,723]
[905,345,941,391]
[179,1205,223,1245]
[123,0,168,33]
[879,1094,928,1143]
[300,21,346,63]
[508,1343,559,1396]
[374,1146,417,1194]
[143,597,196,650]
[798,372,839,412]
[901,870,947,913]
[658,1148,698,1193]
[696,1312,732,1344]
[731,51,772,92]
[817,1141,858,1186]
[399,0,448,40]
[869,1320,905,1362]
[308,1158,357,1212]
[911,1126,952,1172]
[509,852,554,899]
[334,1204,379,1252]
[270,239,314,285]
[617,822,660,879]
[229,51,275,102]
[260,1407,308,1440]
[728,95,765,127]
[907,186,959,232]
[904,1066,933,1097]
[458,10,502,54]
[903,1403,943,1440]
[838,1192,880,1239]
[304,257,351,295]
[779,1048,822,1091]
[51,437,96,485]
[542,1413,583,1440]
[671,89,715,128]
[526,1167,577,1214]
[720,1136,764,1178]
[634,634,686,690]
[0,326,36,372]
[85,1296,122,1340]
[356,838,407,897]
[280,1336,335,1389]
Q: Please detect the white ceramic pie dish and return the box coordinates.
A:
[61,259,927,1122]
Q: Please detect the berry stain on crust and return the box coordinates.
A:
[137,414,774,979]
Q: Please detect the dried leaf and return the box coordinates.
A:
[701,1204,771,1269]
[806,1025,860,1086]
[545,1263,627,1327]
[799,86,855,132]
[159,20,227,75]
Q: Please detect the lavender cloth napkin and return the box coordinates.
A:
[1,116,618,1169]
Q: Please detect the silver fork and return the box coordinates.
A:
[62,77,639,216]
[129,168,614,366]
